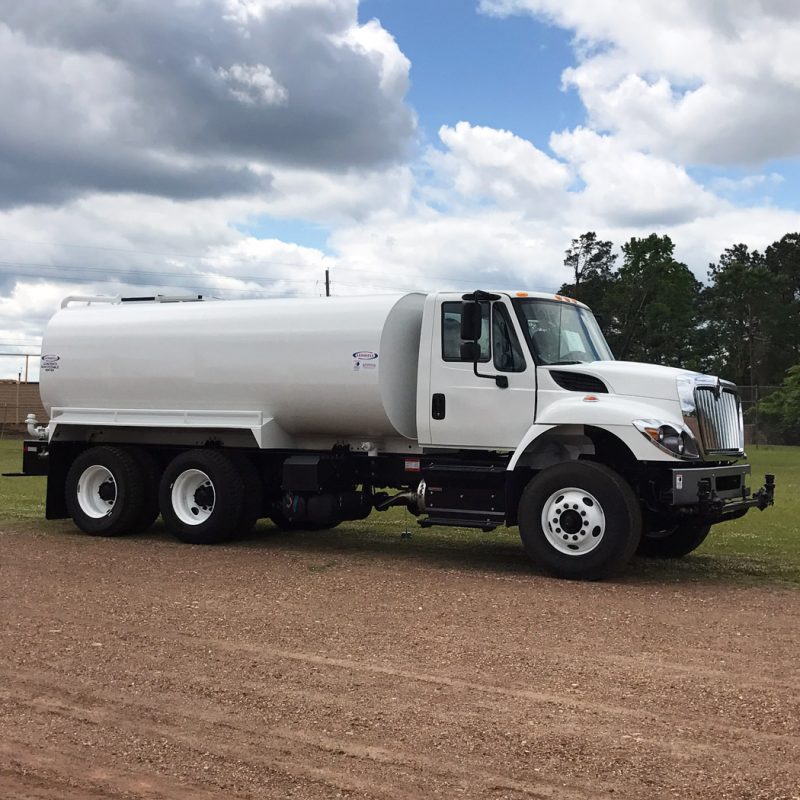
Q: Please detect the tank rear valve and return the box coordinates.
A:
[25,414,48,441]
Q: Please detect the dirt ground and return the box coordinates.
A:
[1,523,799,800]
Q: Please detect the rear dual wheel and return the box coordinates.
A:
[158,449,263,544]
[66,446,262,544]
[66,446,153,536]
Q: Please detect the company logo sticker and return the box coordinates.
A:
[41,354,60,372]
[352,351,378,360]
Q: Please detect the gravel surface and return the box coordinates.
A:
[1,523,799,800]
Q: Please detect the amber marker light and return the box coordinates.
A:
[515,291,528,297]
[583,395,599,402]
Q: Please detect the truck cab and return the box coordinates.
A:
[409,290,774,575]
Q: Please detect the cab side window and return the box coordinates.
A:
[441,302,490,362]
[492,304,526,372]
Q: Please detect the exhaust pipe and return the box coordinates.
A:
[374,479,427,515]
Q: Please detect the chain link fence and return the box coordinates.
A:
[738,385,782,445]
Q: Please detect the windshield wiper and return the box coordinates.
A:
[550,360,583,365]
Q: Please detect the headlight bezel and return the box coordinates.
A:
[633,418,701,460]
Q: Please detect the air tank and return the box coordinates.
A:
[40,293,426,442]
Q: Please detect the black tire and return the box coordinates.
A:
[229,453,263,537]
[65,446,148,536]
[127,447,162,534]
[518,461,642,580]
[637,520,711,558]
[159,449,244,544]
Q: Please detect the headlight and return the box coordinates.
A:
[633,419,700,459]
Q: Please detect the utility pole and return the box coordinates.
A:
[325,268,331,297]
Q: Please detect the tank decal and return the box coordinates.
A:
[353,350,379,372]
[41,354,60,372]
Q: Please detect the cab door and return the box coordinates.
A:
[424,296,536,449]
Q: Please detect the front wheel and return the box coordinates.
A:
[518,461,642,580]
[637,520,711,558]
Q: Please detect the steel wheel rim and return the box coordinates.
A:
[541,487,605,556]
[77,465,117,519]
[171,469,215,526]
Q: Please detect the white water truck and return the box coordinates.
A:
[23,290,774,579]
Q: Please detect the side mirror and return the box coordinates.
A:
[460,341,481,362]
[460,302,482,340]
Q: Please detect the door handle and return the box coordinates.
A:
[432,393,446,420]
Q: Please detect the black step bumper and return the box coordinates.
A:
[670,464,775,522]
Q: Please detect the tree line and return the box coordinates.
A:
[557,231,800,441]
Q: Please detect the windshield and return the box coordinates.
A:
[512,299,614,365]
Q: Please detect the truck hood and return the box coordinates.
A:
[551,361,701,402]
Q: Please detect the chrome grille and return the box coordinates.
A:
[695,387,742,453]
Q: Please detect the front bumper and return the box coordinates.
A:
[670,464,775,522]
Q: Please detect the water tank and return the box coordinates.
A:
[40,293,426,442]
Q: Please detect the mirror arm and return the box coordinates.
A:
[472,361,509,389]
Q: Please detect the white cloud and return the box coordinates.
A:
[223,0,351,25]
[710,172,785,194]
[429,122,571,210]
[549,127,720,226]
[328,115,797,292]
[0,0,415,206]
[481,0,800,164]
[259,163,414,224]
[218,63,289,106]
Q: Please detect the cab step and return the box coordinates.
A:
[418,511,504,532]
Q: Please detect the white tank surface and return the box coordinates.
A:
[40,293,426,444]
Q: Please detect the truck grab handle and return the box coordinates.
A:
[60,295,121,309]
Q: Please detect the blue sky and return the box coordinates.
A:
[360,0,584,149]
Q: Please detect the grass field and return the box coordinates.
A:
[1,439,798,584]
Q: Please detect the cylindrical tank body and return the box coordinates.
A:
[40,293,426,440]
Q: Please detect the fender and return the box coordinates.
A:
[508,394,686,470]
